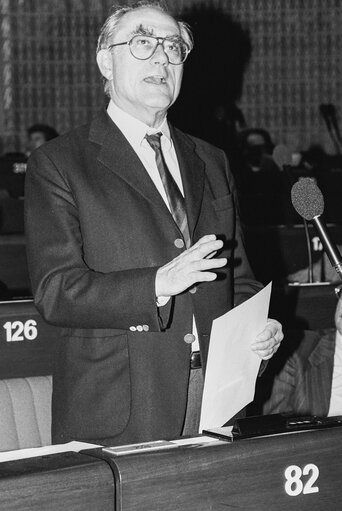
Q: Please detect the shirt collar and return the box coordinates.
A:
[107,100,172,150]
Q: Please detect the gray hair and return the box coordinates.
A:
[97,1,194,97]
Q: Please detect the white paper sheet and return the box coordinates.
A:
[199,282,272,431]
[0,441,100,463]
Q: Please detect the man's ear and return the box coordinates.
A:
[96,49,113,80]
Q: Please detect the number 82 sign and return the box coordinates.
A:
[284,464,319,496]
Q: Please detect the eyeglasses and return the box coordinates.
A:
[335,284,342,300]
[107,34,191,65]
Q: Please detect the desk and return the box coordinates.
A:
[87,425,342,511]
[1,426,342,510]
[0,451,114,510]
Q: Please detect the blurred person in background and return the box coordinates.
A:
[262,284,342,417]
[26,124,59,157]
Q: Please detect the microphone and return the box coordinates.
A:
[274,145,314,282]
[291,177,342,279]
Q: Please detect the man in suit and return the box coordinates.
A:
[262,284,342,417]
[25,1,283,446]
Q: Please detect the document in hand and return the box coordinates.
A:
[199,282,272,431]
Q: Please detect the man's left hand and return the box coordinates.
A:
[251,318,283,360]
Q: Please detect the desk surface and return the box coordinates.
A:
[0,451,114,511]
[1,426,341,511]
[89,426,342,511]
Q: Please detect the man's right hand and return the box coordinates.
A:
[155,234,227,298]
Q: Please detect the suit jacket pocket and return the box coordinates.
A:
[212,193,234,212]
[61,327,126,338]
[56,332,131,440]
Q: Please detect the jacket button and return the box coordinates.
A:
[143,324,149,331]
[189,286,197,294]
[174,238,185,249]
[137,325,143,332]
[184,333,196,344]
[129,326,136,331]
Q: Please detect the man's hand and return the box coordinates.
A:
[155,234,227,298]
[251,318,284,360]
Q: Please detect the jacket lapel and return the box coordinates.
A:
[170,125,205,241]
[89,111,169,214]
[89,111,206,243]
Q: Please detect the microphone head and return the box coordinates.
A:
[272,144,292,169]
[291,177,324,220]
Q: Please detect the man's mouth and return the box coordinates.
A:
[144,76,167,85]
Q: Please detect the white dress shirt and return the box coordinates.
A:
[107,100,184,207]
[328,330,342,416]
[107,100,199,351]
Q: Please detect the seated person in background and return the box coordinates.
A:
[0,126,57,198]
[235,127,282,194]
[262,284,342,417]
[0,125,57,197]
[238,128,274,174]
[26,124,59,157]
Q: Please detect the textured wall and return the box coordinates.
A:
[234,0,342,152]
[0,0,113,150]
[0,0,341,153]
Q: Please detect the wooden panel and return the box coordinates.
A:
[0,300,60,378]
[88,426,342,511]
[0,451,114,511]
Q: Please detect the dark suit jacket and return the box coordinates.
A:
[262,329,335,417]
[25,110,262,445]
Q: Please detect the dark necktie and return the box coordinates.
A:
[146,133,190,248]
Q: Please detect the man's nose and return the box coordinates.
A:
[151,42,169,65]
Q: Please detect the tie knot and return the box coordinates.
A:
[145,132,162,152]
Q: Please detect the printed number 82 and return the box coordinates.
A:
[284,464,319,496]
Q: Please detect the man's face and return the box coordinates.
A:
[107,7,184,125]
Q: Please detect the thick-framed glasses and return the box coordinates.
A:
[107,34,190,65]
[335,283,342,300]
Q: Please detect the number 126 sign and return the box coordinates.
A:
[3,320,38,342]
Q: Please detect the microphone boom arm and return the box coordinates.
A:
[312,216,342,279]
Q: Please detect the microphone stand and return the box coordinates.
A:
[303,219,313,283]
[281,166,315,285]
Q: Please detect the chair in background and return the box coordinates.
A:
[0,300,60,451]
